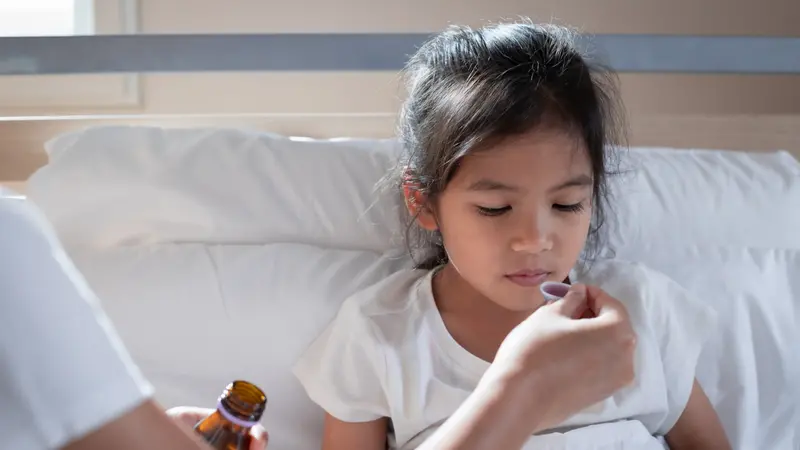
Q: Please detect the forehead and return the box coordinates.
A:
[451,129,591,188]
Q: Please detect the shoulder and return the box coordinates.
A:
[574,260,717,433]
[0,195,50,242]
[346,268,429,308]
[574,258,717,354]
[0,195,70,269]
[292,269,433,421]
[573,258,667,289]
[294,268,433,368]
[333,268,433,344]
[573,259,718,344]
[0,195,81,304]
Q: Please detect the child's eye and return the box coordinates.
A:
[476,205,511,216]
[553,202,585,213]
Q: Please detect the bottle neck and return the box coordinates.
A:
[217,400,261,428]
[217,380,267,428]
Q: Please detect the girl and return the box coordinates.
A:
[293,22,731,449]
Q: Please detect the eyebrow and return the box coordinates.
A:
[466,174,594,193]
[548,174,594,192]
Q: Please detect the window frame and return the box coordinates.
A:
[0,0,140,113]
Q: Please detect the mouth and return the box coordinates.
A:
[505,270,552,287]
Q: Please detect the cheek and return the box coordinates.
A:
[579,205,594,234]
[556,210,593,250]
[436,203,502,249]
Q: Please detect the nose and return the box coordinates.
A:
[510,212,553,253]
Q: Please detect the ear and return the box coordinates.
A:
[403,172,439,232]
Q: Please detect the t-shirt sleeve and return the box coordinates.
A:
[292,298,390,423]
[0,197,154,449]
[643,268,718,435]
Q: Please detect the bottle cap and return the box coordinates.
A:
[540,281,571,303]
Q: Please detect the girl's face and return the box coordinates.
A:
[411,128,594,312]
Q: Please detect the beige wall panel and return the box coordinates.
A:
[141,0,800,36]
[133,73,800,116]
[619,74,800,115]
[139,73,405,115]
[1,72,798,117]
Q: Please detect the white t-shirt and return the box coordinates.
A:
[0,192,154,449]
[293,259,717,449]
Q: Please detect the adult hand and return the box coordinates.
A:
[488,283,637,432]
[166,406,269,450]
[419,283,637,450]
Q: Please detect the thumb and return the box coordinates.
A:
[165,406,213,428]
[549,283,588,319]
[586,285,627,322]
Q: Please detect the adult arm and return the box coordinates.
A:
[0,196,264,450]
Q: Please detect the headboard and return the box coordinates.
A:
[0,0,798,192]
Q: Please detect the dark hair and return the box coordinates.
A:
[391,21,627,269]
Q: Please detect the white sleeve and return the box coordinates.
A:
[0,197,154,449]
[292,298,390,422]
[644,269,718,434]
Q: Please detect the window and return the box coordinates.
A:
[0,0,93,37]
[0,0,139,114]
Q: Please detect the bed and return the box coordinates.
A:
[0,25,798,450]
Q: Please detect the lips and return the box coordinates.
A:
[505,270,551,287]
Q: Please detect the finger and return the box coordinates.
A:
[549,283,588,319]
[250,427,269,450]
[166,406,215,417]
[165,406,213,428]
[584,285,629,325]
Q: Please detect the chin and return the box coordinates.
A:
[491,294,545,313]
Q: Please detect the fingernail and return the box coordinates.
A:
[541,281,571,302]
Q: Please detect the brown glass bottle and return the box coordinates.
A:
[193,380,267,450]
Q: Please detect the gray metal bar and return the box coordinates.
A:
[582,35,800,74]
[0,33,796,75]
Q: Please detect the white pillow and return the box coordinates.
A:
[27,126,406,251]
[26,127,800,252]
[26,125,800,449]
[605,147,800,251]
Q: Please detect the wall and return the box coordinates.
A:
[132,0,800,118]
[0,0,798,118]
[0,0,798,186]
